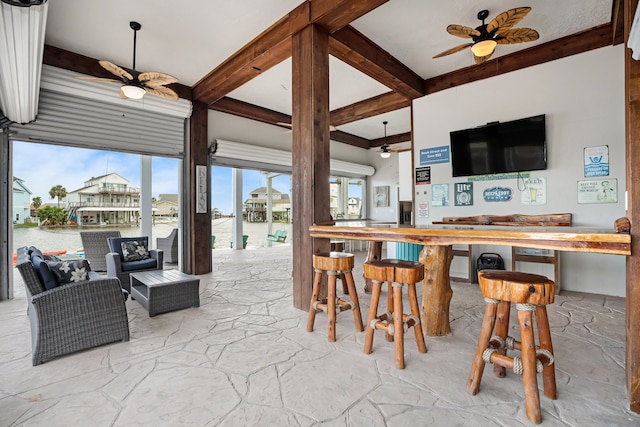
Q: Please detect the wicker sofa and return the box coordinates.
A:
[15,246,130,366]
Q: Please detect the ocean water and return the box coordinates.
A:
[12,218,293,255]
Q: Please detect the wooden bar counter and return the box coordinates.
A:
[309,223,631,336]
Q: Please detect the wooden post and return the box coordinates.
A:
[189,101,211,275]
[291,24,331,310]
[625,0,640,413]
[419,245,453,336]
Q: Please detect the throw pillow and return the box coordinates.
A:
[46,260,91,285]
[121,241,150,262]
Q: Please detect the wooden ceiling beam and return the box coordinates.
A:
[193,0,390,107]
[211,97,291,128]
[425,23,617,95]
[43,45,193,100]
[330,26,424,98]
[310,0,389,33]
[370,132,411,147]
[331,91,410,126]
[329,130,371,148]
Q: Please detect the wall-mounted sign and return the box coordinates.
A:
[454,182,473,206]
[467,172,529,182]
[577,179,617,204]
[521,177,546,205]
[420,146,450,165]
[415,166,431,185]
[417,201,429,218]
[196,165,208,213]
[432,184,449,207]
[483,187,512,202]
[584,145,609,177]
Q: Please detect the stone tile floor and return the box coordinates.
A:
[1,245,639,426]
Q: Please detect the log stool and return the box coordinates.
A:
[307,252,364,342]
[467,270,556,424]
[363,259,427,369]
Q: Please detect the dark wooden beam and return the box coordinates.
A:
[369,132,411,147]
[331,92,410,126]
[193,0,390,106]
[43,45,193,100]
[624,0,640,413]
[188,101,211,275]
[291,24,331,310]
[330,26,424,98]
[211,97,291,128]
[613,0,625,45]
[330,130,370,148]
[425,24,617,96]
[310,0,389,33]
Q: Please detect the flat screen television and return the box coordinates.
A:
[449,114,546,177]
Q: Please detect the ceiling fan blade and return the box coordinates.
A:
[119,88,127,99]
[98,60,134,81]
[144,85,179,101]
[487,7,532,35]
[446,24,480,39]
[496,28,540,44]
[76,76,122,83]
[433,43,473,58]
[138,71,178,87]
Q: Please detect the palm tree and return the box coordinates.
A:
[32,196,42,221]
[49,185,67,208]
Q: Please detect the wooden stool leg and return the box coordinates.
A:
[306,270,323,332]
[339,272,349,294]
[467,299,498,395]
[344,270,364,332]
[327,271,337,342]
[364,281,382,354]
[385,282,394,342]
[535,306,557,400]
[493,300,511,378]
[393,283,405,369]
[518,307,542,424]
[407,282,427,353]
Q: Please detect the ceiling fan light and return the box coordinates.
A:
[471,39,497,57]
[380,150,391,159]
[121,84,145,99]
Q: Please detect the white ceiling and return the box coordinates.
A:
[44,0,614,142]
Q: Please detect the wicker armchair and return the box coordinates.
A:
[80,230,122,272]
[106,236,163,291]
[15,246,130,366]
[156,228,178,263]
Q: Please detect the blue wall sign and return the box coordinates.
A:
[483,187,512,202]
[420,146,450,165]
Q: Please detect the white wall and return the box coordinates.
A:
[409,45,626,296]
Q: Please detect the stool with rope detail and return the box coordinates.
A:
[467,270,556,424]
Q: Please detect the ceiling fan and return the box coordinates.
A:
[79,21,179,100]
[433,7,539,64]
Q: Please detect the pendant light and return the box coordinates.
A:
[380,121,391,158]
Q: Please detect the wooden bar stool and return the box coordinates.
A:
[467,270,556,424]
[363,259,427,369]
[307,252,364,342]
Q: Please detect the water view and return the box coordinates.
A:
[12,218,293,257]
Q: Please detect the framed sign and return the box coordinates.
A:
[374,185,390,207]
[432,184,449,207]
[584,145,609,177]
[577,179,617,204]
[454,182,473,206]
[196,165,207,213]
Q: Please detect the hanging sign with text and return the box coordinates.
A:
[483,187,513,202]
[454,182,473,206]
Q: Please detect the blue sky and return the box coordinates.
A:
[13,141,291,215]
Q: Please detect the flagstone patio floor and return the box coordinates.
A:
[1,245,639,426]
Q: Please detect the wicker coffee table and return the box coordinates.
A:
[130,270,200,317]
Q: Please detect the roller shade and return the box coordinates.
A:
[8,65,190,158]
[212,139,375,177]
